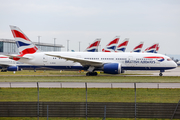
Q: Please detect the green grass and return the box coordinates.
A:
[0,88,180,103]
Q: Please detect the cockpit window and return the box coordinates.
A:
[167,58,172,61]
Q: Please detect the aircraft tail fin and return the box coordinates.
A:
[102,36,120,52]
[144,43,159,53]
[132,42,144,52]
[10,25,38,55]
[84,38,101,52]
[116,38,129,52]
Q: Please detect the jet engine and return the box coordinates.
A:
[7,66,20,71]
[103,63,121,74]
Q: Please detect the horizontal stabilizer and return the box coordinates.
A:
[5,55,31,60]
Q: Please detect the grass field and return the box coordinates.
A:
[0,88,180,103]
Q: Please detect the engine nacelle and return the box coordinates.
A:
[7,66,19,71]
[103,63,121,74]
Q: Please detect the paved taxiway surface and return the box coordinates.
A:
[0,82,180,88]
[0,67,179,88]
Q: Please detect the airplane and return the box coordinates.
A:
[177,61,180,66]
[7,25,177,76]
[116,38,129,52]
[102,36,119,52]
[144,43,159,53]
[132,42,144,52]
[84,38,101,52]
[0,55,49,72]
[0,55,21,72]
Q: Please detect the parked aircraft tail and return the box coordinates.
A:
[10,25,38,55]
[102,36,120,52]
[84,38,101,52]
[144,43,159,53]
[132,42,144,52]
[116,38,129,52]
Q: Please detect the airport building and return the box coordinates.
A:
[0,39,64,54]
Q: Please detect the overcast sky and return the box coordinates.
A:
[0,0,180,54]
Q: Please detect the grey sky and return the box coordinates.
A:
[0,0,180,54]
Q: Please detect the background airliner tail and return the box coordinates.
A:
[116,38,129,52]
[10,25,38,55]
[102,36,120,52]
[132,42,144,52]
[144,43,159,53]
[84,38,101,52]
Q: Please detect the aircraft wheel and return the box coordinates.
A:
[159,73,163,76]
[86,72,90,76]
[86,72,97,76]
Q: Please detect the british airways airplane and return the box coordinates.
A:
[132,42,144,52]
[84,38,101,52]
[116,38,129,52]
[8,26,177,76]
[102,36,119,52]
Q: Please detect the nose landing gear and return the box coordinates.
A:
[159,70,164,76]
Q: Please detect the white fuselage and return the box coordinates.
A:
[16,52,177,71]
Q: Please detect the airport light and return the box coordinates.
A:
[54,38,56,51]
[67,40,70,52]
[79,41,81,52]
[38,36,41,50]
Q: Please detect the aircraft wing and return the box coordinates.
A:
[45,54,104,67]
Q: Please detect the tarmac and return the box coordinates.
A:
[0,67,179,88]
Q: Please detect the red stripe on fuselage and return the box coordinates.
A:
[144,56,164,59]
[0,57,8,58]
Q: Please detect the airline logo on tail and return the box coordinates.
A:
[144,56,164,62]
[84,39,101,52]
[132,42,144,52]
[102,36,120,52]
[116,38,129,52]
[155,45,159,53]
[10,25,38,55]
[144,43,159,53]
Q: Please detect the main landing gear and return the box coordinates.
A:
[159,72,163,76]
[1,70,7,72]
[86,72,98,76]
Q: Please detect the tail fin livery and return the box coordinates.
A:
[132,42,144,52]
[144,43,159,53]
[116,38,129,52]
[84,38,101,52]
[10,25,38,55]
[155,45,159,53]
[102,36,120,52]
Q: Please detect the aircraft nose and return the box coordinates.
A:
[173,61,178,68]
